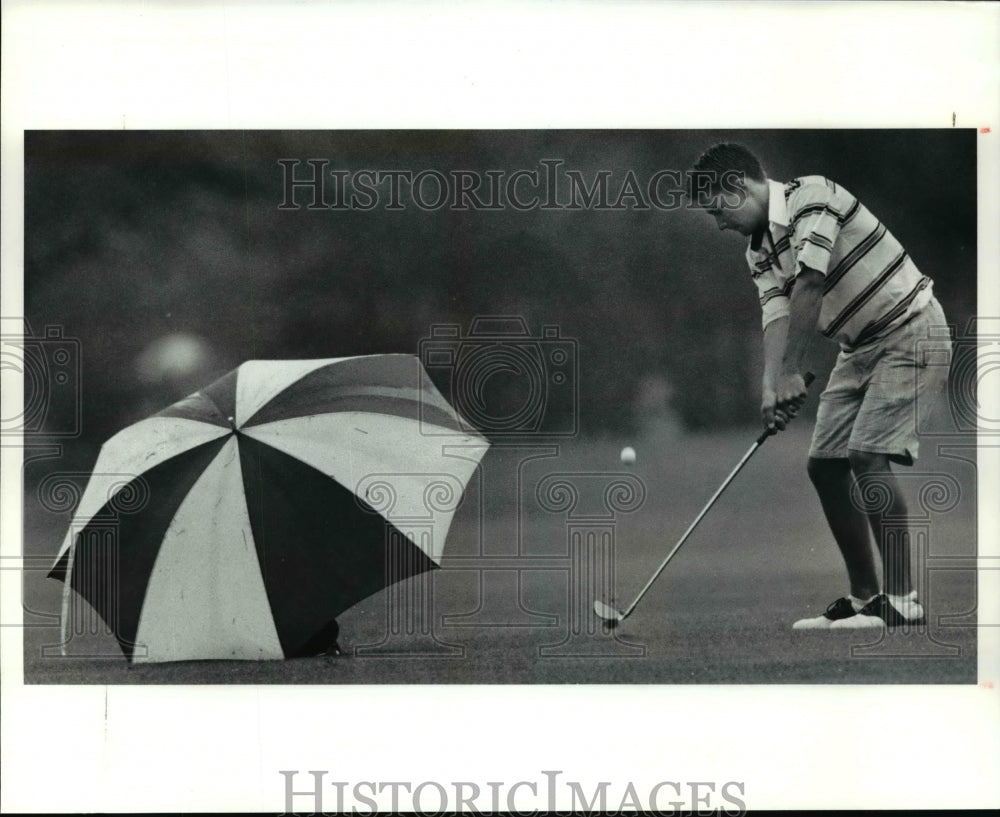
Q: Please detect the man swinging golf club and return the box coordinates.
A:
[691,142,952,629]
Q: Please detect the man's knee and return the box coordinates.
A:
[848,449,891,474]
[807,456,850,486]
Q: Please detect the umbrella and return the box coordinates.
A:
[48,354,488,663]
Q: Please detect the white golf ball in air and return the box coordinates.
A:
[620,446,636,465]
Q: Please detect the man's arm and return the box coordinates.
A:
[780,265,824,381]
[761,266,824,430]
[761,315,788,431]
[762,315,788,392]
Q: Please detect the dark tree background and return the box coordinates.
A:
[23,129,976,463]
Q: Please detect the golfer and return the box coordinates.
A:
[691,143,952,629]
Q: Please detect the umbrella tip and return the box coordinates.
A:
[227,416,236,430]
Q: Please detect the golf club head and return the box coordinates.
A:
[593,600,625,626]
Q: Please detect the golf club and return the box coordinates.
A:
[596,372,815,626]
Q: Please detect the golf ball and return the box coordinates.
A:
[620,446,636,465]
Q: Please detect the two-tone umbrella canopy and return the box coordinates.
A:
[49,354,487,663]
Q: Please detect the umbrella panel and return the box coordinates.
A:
[50,437,231,660]
[242,354,465,432]
[238,434,437,657]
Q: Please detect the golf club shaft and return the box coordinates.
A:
[620,438,762,618]
[620,372,815,619]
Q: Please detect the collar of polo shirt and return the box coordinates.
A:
[767,179,788,227]
[750,179,788,251]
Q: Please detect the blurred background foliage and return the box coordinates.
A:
[23,130,976,464]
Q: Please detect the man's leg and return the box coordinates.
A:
[806,456,880,599]
[832,299,952,625]
[794,353,881,628]
[847,449,911,596]
[826,449,926,628]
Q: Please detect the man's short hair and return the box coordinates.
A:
[692,143,766,183]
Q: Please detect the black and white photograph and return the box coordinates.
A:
[3,2,999,814]
[18,128,980,685]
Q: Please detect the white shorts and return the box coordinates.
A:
[809,298,952,466]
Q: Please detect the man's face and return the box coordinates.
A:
[703,185,767,236]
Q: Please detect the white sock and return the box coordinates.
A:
[849,594,875,613]
[887,591,923,619]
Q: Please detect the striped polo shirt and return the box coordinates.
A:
[746,176,933,350]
